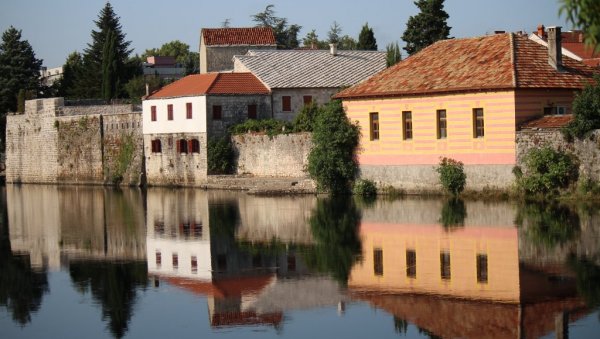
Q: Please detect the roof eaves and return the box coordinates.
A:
[335,86,517,100]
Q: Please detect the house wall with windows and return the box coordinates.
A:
[271,88,338,122]
[514,89,576,125]
[343,91,518,191]
[205,95,272,137]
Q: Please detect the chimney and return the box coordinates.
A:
[145,83,150,97]
[547,26,563,70]
[537,24,546,38]
[329,43,338,56]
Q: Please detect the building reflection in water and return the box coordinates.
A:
[349,198,598,339]
[145,189,349,328]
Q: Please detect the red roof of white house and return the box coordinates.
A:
[335,33,598,100]
[146,73,270,99]
[201,27,276,46]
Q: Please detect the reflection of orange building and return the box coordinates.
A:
[349,222,589,339]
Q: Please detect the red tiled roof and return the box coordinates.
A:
[202,27,276,46]
[335,34,598,100]
[147,73,270,99]
[562,42,600,67]
[520,115,573,129]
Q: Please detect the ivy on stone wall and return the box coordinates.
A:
[109,133,135,184]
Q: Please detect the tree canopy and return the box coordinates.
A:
[386,42,402,67]
[402,0,451,55]
[252,4,301,49]
[560,0,600,51]
[357,23,378,50]
[562,75,600,139]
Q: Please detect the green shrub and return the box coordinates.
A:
[208,136,234,174]
[562,75,600,140]
[293,102,320,132]
[518,146,578,195]
[307,100,360,194]
[577,177,600,196]
[439,198,466,228]
[352,179,377,197]
[436,157,466,195]
[230,119,292,137]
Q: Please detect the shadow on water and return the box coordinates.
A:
[438,197,466,229]
[0,187,49,326]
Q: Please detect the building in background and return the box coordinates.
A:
[39,66,63,87]
[530,24,600,68]
[142,56,186,81]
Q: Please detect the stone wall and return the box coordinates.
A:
[56,114,103,184]
[206,95,271,138]
[103,113,145,185]
[203,45,275,73]
[144,132,208,186]
[516,129,600,181]
[232,132,312,177]
[272,88,339,122]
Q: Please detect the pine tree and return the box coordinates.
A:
[102,29,118,100]
[71,2,132,99]
[328,21,342,44]
[386,42,402,67]
[402,0,451,56]
[252,5,302,49]
[0,26,42,149]
[357,23,377,50]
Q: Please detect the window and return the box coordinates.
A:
[151,106,157,121]
[248,104,257,119]
[191,256,198,274]
[406,249,416,278]
[473,108,484,138]
[193,222,202,238]
[151,139,162,153]
[213,105,222,120]
[287,255,296,271]
[402,111,412,140]
[177,139,188,154]
[544,106,567,115]
[155,251,162,268]
[373,248,384,276]
[440,251,451,280]
[189,139,200,153]
[186,102,193,119]
[477,254,488,283]
[167,104,173,121]
[303,95,313,105]
[437,110,447,139]
[370,112,380,141]
[282,96,292,112]
[172,253,178,269]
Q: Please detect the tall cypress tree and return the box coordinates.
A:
[72,2,132,99]
[102,29,118,100]
[0,26,42,149]
[402,0,451,56]
[357,23,377,50]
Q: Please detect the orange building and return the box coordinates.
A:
[335,28,597,191]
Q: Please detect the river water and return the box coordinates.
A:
[0,185,598,339]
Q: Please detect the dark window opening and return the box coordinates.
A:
[213,105,222,120]
[191,256,198,273]
[248,104,257,119]
[186,102,193,119]
[370,112,380,141]
[156,251,162,268]
[437,110,447,139]
[374,248,384,276]
[172,253,178,269]
[403,111,412,140]
[167,104,173,121]
[189,139,200,153]
[151,139,162,153]
[151,106,157,121]
[303,95,313,105]
[441,251,451,280]
[477,254,488,283]
[406,249,416,278]
[177,139,188,154]
[282,96,292,112]
[473,108,484,138]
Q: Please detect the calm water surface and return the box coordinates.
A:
[1,186,599,339]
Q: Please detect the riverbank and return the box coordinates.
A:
[204,175,317,194]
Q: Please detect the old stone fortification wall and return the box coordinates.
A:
[144,132,208,186]
[232,132,312,177]
[6,98,143,185]
[516,129,600,181]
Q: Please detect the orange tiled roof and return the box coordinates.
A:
[520,115,573,129]
[335,33,598,100]
[147,73,270,99]
[202,27,276,46]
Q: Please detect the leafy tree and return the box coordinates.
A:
[338,35,358,50]
[252,4,302,49]
[562,75,600,140]
[357,23,378,50]
[560,0,600,51]
[293,101,320,132]
[207,136,234,175]
[307,100,360,194]
[70,2,134,99]
[402,0,451,55]
[386,41,402,67]
[328,21,343,44]
[517,146,579,195]
[123,75,162,104]
[54,52,84,98]
[0,26,42,149]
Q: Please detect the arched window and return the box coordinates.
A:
[151,139,162,153]
[177,139,188,154]
[189,139,200,153]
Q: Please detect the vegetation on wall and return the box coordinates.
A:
[352,179,377,197]
[207,136,234,175]
[515,146,578,196]
[307,100,360,194]
[109,133,136,184]
[230,119,293,137]
[562,75,600,140]
[436,157,466,195]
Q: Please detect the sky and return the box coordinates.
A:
[0,0,572,68]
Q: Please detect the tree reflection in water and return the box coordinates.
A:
[439,197,466,229]
[517,201,580,248]
[302,196,362,285]
[568,254,600,310]
[0,188,49,326]
[69,261,148,339]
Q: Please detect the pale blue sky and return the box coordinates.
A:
[0,0,571,67]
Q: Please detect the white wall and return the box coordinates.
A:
[143,96,207,134]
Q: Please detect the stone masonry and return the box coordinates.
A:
[206,95,272,138]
